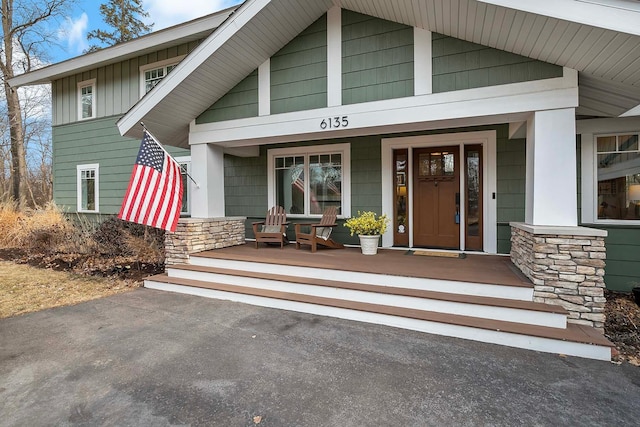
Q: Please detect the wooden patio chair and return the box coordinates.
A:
[252,206,289,249]
[294,206,344,252]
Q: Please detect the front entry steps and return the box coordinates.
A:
[145,262,613,361]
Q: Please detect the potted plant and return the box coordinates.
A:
[344,211,389,255]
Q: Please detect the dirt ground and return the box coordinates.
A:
[0,248,638,365]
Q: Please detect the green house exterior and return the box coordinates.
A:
[10,2,640,293]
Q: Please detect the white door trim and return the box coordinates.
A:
[381,130,497,253]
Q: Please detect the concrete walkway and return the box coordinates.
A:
[1,289,639,426]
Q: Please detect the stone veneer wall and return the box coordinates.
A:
[510,223,607,332]
[165,217,246,266]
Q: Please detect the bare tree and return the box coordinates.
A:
[0,0,74,209]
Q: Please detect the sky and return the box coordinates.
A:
[52,0,242,63]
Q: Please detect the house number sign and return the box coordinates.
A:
[320,116,349,130]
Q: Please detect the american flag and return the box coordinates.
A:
[118,131,183,232]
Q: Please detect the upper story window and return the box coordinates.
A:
[596,133,640,221]
[77,164,99,213]
[140,56,184,97]
[77,79,96,120]
[267,144,351,218]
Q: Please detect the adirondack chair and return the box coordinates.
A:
[294,206,344,252]
[252,206,289,249]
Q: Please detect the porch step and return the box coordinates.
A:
[189,254,534,301]
[168,264,567,328]
[145,274,613,361]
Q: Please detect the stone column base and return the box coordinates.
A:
[165,217,246,266]
[510,222,607,332]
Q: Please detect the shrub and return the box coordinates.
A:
[344,211,389,236]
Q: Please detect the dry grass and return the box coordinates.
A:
[0,261,139,319]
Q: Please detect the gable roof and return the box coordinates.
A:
[114,0,640,147]
[10,0,640,147]
[7,6,237,87]
[117,0,335,147]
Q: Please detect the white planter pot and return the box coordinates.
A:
[358,234,380,255]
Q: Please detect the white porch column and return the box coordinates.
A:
[525,108,577,226]
[190,143,225,218]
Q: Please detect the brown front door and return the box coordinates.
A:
[413,146,460,249]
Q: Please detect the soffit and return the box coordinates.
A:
[339,0,640,87]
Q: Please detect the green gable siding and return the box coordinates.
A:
[432,33,563,93]
[496,131,526,254]
[52,41,201,126]
[342,10,414,105]
[53,116,189,215]
[196,70,259,124]
[270,15,328,114]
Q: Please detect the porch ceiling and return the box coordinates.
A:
[118,0,640,148]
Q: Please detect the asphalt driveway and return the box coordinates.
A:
[1,288,639,426]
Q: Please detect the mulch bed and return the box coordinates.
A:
[605,290,640,366]
[0,249,163,282]
[0,248,637,365]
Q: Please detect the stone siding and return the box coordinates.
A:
[510,225,606,332]
[165,217,246,266]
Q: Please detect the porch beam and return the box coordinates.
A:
[190,143,225,218]
[525,108,577,226]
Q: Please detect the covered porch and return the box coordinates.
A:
[149,239,613,360]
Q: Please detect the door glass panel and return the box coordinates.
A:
[394,149,409,246]
[443,153,454,175]
[466,151,480,237]
[419,152,456,177]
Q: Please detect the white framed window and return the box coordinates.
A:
[580,120,640,225]
[175,156,191,216]
[77,79,96,120]
[77,164,99,213]
[594,133,640,221]
[139,56,184,97]
[267,144,350,218]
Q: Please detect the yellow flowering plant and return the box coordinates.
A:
[344,211,389,236]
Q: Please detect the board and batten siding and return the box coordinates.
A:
[53,116,189,215]
[342,10,414,105]
[52,41,201,126]
[432,33,563,93]
[197,69,259,124]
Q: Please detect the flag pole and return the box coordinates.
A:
[140,122,200,188]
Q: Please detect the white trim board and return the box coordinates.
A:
[381,131,498,254]
[190,72,578,146]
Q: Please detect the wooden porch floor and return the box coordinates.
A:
[195,243,532,289]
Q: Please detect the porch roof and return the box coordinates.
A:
[114,0,640,148]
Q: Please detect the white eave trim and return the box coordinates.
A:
[8,6,236,87]
[116,0,269,138]
[620,103,640,117]
[477,0,640,37]
[190,71,578,146]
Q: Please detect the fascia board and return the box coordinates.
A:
[8,7,236,87]
[477,0,640,36]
